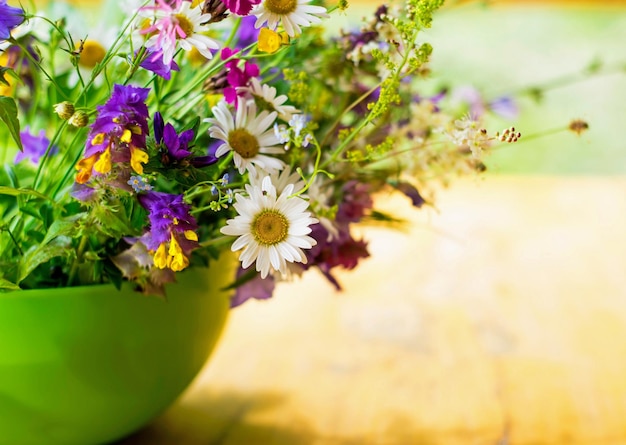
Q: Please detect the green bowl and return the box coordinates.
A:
[0,254,236,445]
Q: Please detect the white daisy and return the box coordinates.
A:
[253,0,329,38]
[246,77,299,122]
[221,177,318,279]
[206,99,285,174]
[141,1,219,65]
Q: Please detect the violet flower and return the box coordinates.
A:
[139,49,180,80]
[15,127,58,165]
[153,112,218,167]
[76,84,151,184]
[235,15,259,49]
[138,191,199,272]
[0,0,24,41]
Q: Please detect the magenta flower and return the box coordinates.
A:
[15,127,58,165]
[305,223,370,290]
[0,0,24,41]
[221,0,261,16]
[336,181,373,223]
[221,48,259,105]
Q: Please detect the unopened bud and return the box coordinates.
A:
[53,101,75,120]
[68,111,89,127]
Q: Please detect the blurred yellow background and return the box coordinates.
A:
[24,0,626,443]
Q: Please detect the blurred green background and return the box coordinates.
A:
[334,2,626,175]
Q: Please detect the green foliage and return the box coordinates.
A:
[0,96,22,151]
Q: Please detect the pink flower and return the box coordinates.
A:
[221,48,259,105]
[221,0,261,16]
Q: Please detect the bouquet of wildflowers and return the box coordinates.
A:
[0,0,524,305]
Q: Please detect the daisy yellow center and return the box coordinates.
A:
[264,0,297,15]
[175,14,195,39]
[228,128,260,159]
[78,40,106,68]
[252,210,289,246]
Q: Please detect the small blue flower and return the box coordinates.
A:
[219,173,230,186]
[127,175,153,193]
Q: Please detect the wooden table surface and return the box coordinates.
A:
[115,176,626,445]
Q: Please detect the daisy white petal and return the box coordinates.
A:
[221,179,318,279]
[207,99,284,174]
[246,77,299,122]
[253,0,329,38]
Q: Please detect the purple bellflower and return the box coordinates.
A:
[139,49,180,80]
[153,112,218,167]
[0,0,24,41]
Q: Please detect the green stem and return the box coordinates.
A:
[32,121,68,191]
[51,128,90,199]
[319,26,419,170]
[67,234,89,286]
[2,225,24,256]
[9,37,69,101]
[166,22,244,107]
[199,235,231,248]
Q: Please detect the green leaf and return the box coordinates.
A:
[0,186,52,201]
[0,67,18,87]
[19,243,69,283]
[0,277,20,291]
[0,96,22,151]
[26,230,45,243]
[41,218,80,245]
[19,204,42,220]
[3,164,19,188]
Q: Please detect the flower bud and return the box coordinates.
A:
[53,101,75,120]
[68,111,89,128]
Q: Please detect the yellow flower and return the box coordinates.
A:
[167,235,189,272]
[130,148,149,174]
[77,40,106,69]
[75,155,98,184]
[153,243,168,269]
[93,148,112,174]
[258,28,282,54]
[0,53,15,96]
[153,234,191,272]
